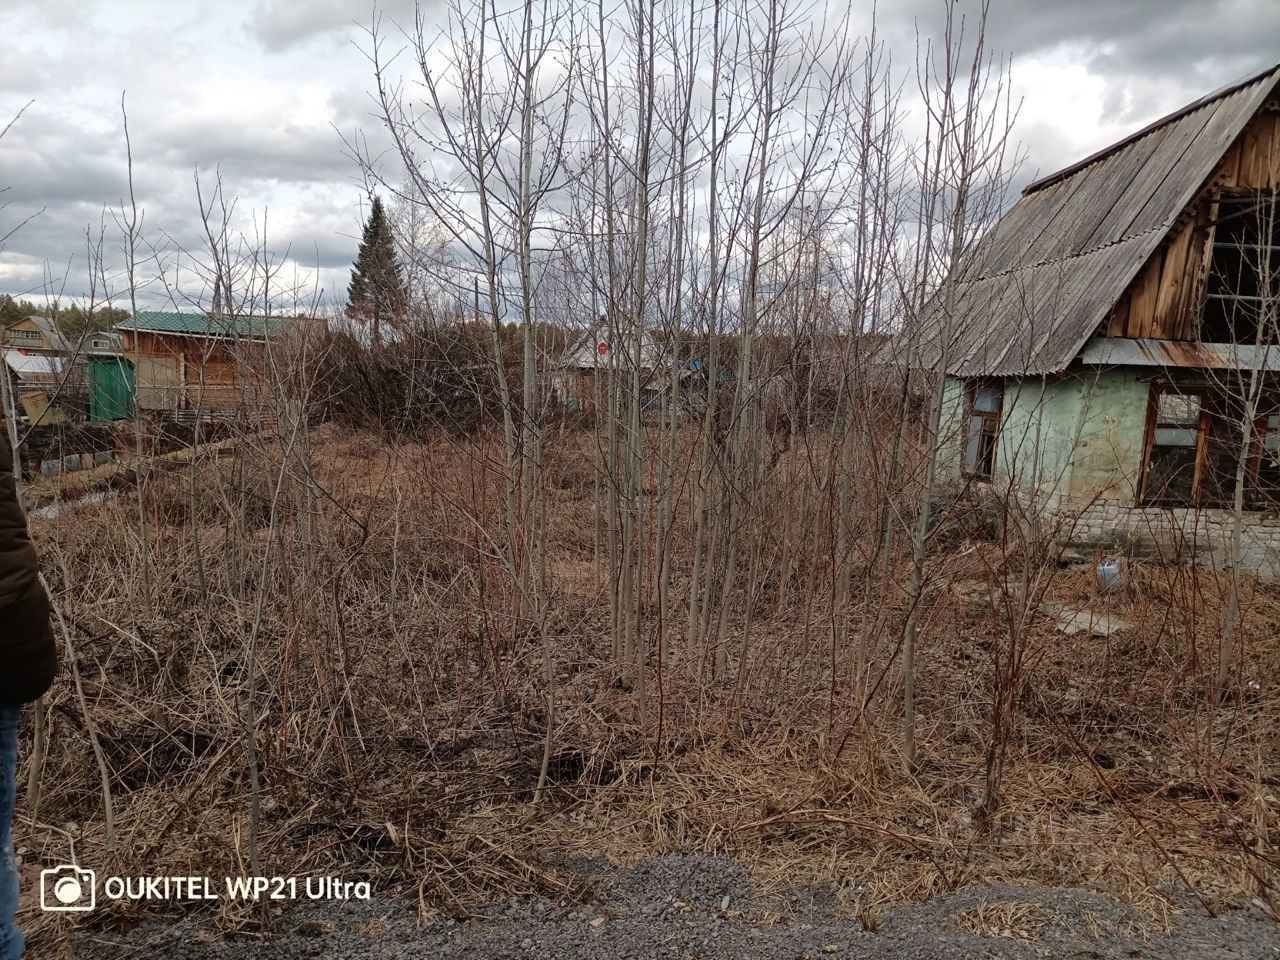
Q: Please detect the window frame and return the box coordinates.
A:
[1249,402,1280,510]
[962,378,1003,482]
[1139,381,1279,509]
[1140,383,1209,507]
[1199,188,1279,343]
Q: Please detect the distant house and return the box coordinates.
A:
[907,63,1280,573]
[3,352,74,425]
[113,311,292,420]
[1,315,71,355]
[550,320,667,412]
[1,315,84,425]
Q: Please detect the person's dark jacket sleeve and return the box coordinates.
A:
[0,439,55,704]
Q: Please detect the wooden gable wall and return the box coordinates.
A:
[123,329,268,412]
[1105,102,1280,341]
[2,317,54,351]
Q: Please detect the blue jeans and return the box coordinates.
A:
[0,705,21,960]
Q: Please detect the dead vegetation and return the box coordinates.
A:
[15,421,1280,951]
[6,6,1277,955]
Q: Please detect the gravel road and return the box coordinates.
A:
[70,854,1280,959]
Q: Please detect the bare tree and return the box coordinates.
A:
[898,1,1017,770]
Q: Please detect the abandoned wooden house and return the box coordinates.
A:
[113,311,291,421]
[549,320,667,413]
[912,63,1280,573]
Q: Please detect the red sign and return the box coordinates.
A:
[597,341,609,357]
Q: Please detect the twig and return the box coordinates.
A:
[41,572,115,846]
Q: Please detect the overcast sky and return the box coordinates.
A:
[0,0,1276,312]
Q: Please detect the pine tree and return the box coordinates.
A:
[346,196,408,344]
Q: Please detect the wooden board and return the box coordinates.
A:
[1107,100,1280,341]
[1151,219,1196,337]
[1127,248,1163,339]
[1217,104,1280,189]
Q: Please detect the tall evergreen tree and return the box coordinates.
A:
[346,196,408,344]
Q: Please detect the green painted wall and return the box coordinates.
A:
[1064,369,1149,501]
[938,376,967,482]
[996,377,1082,503]
[939,368,1151,504]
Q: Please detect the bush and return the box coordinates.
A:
[318,320,514,437]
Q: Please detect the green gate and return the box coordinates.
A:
[88,356,135,421]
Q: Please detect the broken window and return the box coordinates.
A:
[963,380,1002,480]
[1201,191,1279,343]
[1200,392,1249,508]
[1143,386,1203,504]
[1141,382,1280,509]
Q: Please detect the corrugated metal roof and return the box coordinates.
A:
[1077,336,1280,371]
[115,311,291,340]
[5,352,66,382]
[910,62,1280,377]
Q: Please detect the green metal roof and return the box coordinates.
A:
[114,311,291,340]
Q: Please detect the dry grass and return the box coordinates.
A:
[952,899,1051,943]
[15,421,1280,951]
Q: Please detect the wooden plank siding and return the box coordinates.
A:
[1103,100,1280,342]
[123,329,269,415]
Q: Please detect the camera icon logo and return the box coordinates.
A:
[40,864,97,912]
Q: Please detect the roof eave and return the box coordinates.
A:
[1076,336,1280,372]
[115,324,270,342]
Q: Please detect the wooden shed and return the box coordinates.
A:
[549,319,667,413]
[113,311,291,420]
[85,333,134,423]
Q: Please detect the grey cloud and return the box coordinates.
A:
[270,200,361,271]
[877,0,1278,195]
[0,148,126,209]
[148,119,355,188]
[0,120,351,308]
[249,0,419,51]
[888,0,1278,95]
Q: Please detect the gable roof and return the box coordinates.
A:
[912,62,1280,377]
[4,315,71,352]
[558,320,665,371]
[115,311,291,341]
